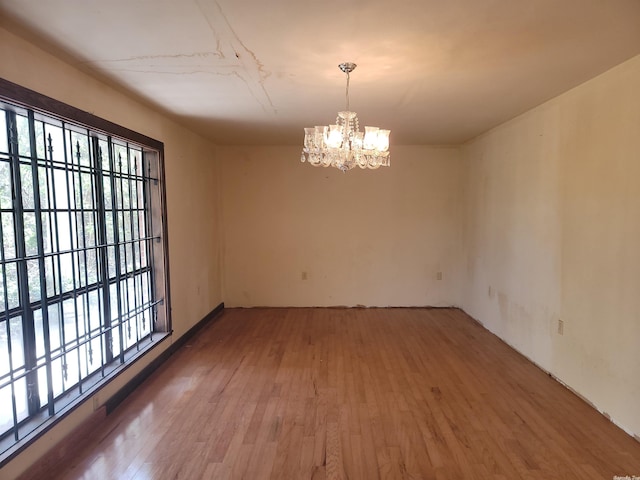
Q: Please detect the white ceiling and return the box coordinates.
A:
[2,0,640,146]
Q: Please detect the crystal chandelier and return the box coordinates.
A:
[301,63,390,172]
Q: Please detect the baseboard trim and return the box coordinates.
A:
[105,302,225,414]
[465,310,640,445]
[13,302,225,479]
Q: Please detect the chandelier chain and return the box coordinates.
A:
[346,70,350,112]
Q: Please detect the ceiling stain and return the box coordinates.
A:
[87,51,225,64]
[195,0,276,115]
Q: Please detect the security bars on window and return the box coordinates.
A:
[0,98,169,456]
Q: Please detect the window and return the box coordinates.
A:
[0,80,170,460]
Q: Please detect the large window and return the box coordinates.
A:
[0,80,170,460]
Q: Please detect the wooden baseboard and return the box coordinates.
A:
[14,302,225,479]
[106,302,225,413]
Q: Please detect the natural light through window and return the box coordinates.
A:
[0,92,170,459]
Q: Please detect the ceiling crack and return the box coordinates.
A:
[195,0,276,115]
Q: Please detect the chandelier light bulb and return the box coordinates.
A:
[301,63,390,172]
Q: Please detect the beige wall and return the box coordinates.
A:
[462,55,640,438]
[220,146,464,307]
[3,15,640,477]
[0,26,223,477]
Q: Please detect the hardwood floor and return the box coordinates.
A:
[39,308,640,479]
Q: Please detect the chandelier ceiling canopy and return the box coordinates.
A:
[301,63,390,172]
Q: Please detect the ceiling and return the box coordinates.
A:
[1,0,640,146]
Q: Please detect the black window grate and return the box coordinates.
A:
[0,95,169,458]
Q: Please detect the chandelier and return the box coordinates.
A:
[301,62,390,172]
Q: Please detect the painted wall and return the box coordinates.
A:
[0,25,223,478]
[3,14,640,477]
[462,54,640,438]
[220,146,464,307]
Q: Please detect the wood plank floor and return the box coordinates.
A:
[43,308,640,479]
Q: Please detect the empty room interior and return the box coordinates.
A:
[1,0,640,478]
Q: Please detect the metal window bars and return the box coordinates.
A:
[0,101,166,452]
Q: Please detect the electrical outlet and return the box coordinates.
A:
[301,271,308,281]
[557,319,564,335]
[436,271,443,281]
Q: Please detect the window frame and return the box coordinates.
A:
[0,77,172,465]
